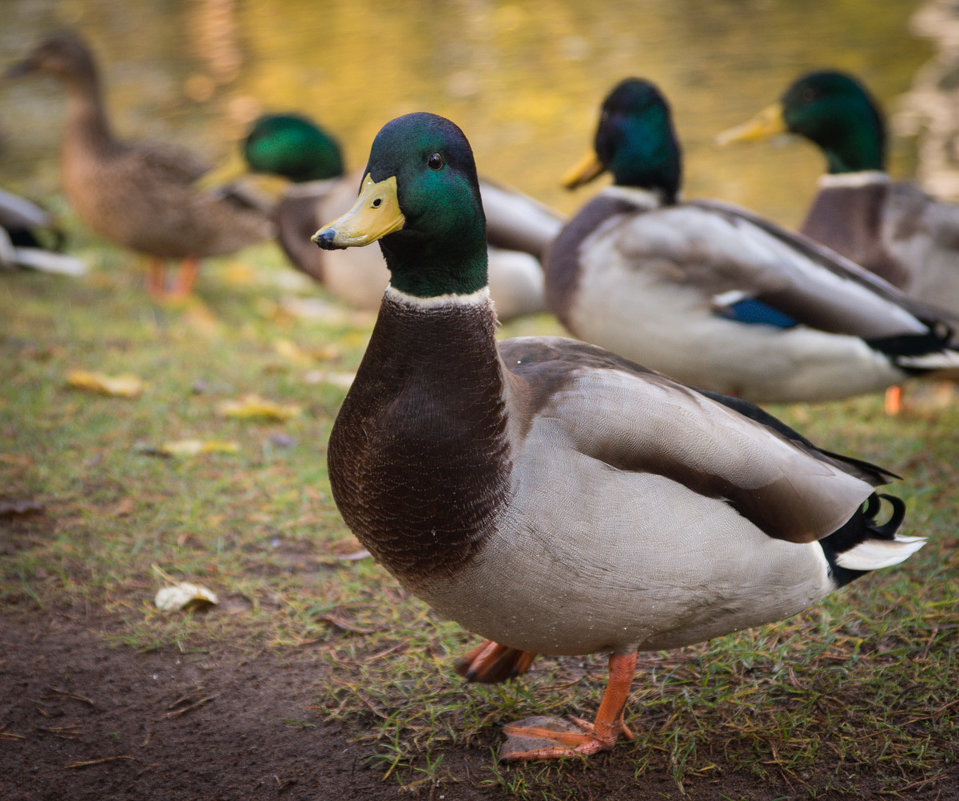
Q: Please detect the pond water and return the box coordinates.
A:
[0,0,931,228]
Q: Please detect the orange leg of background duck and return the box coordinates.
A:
[456,640,537,684]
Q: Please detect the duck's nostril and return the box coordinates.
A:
[311,228,339,250]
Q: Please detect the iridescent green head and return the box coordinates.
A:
[313,113,488,298]
[242,114,345,183]
[719,70,886,174]
[780,71,886,173]
[564,78,682,203]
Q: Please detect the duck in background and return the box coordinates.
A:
[4,31,273,298]
[314,110,924,760]
[718,70,959,315]
[0,187,85,276]
[547,77,959,404]
[232,113,562,321]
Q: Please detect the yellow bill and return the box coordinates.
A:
[716,102,788,146]
[195,147,249,191]
[312,173,405,249]
[562,151,607,189]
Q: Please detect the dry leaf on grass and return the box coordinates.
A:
[135,440,240,458]
[66,370,144,398]
[273,338,313,365]
[154,583,218,612]
[159,439,240,457]
[217,394,301,420]
[153,566,218,612]
[303,371,355,388]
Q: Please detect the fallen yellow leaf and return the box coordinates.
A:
[67,370,144,398]
[303,371,355,388]
[273,338,313,365]
[154,582,218,612]
[159,439,241,457]
[152,564,218,612]
[217,394,301,421]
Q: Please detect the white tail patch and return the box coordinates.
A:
[835,535,926,571]
[896,350,959,371]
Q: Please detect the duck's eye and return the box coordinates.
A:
[801,87,818,104]
[427,152,444,170]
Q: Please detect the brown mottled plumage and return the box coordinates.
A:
[6,31,273,295]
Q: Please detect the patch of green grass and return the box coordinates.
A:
[1,226,957,798]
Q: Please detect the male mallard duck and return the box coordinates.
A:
[548,78,959,403]
[0,187,85,276]
[5,31,273,297]
[718,70,959,313]
[236,113,562,321]
[313,111,924,760]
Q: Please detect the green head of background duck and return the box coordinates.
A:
[563,77,682,203]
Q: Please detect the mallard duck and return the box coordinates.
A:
[235,113,562,321]
[718,70,959,313]
[547,78,959,404]
[5,31,273,297]
[313,111,924,760]
[0,187,85,276]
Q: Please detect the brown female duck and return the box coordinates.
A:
[6,31,273,297]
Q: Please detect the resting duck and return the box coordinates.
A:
[236,113,562,321]
[314,111,924,760]
[5,31,273,297]
[718,70,959,314]
[0,187,85,276]
[547,78,959,404]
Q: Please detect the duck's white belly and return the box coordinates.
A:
[416,447,834,656]
[567,238,902,403]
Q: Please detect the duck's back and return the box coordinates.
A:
[419,335,883,655]
[61,128,271,259]
[802,176,959,311]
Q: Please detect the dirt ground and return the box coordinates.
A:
[0,606,954,801]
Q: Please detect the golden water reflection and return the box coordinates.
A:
[0,0,929,227]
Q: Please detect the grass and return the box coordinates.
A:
[2,218,957,798]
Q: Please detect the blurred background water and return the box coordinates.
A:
[0,0,934,227]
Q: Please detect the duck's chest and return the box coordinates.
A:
[327,296,512,586]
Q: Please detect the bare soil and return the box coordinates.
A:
[1,607,955,801]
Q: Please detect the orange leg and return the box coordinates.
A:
[171,255,200,298]
[146,257,167,298]
[884,385,903,415]
[501,651,637,760]
[455,640,537,684]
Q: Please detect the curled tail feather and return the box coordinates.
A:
[820,493,924,586]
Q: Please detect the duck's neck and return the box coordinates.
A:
[800,172,907,286]
[60,66,116,159]
[820,127,884,175]
[327,286,511,586]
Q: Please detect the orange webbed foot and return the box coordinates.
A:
[498,651,638,761]
[500,716,631,760]
[455,640,537,684]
